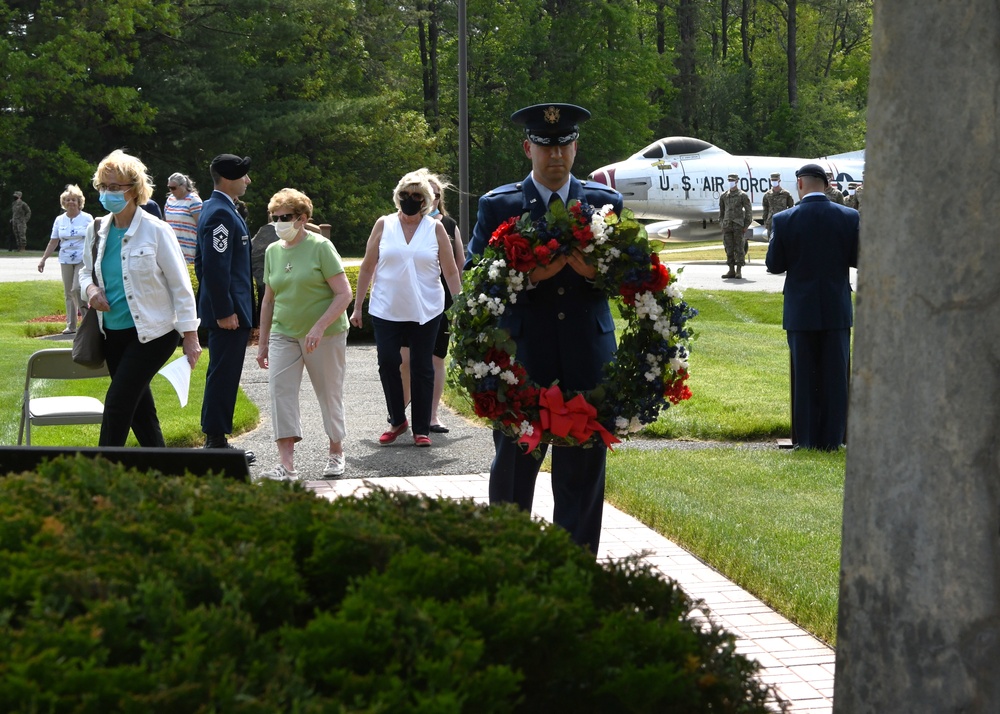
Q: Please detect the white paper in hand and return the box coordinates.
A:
[157,355,192,407]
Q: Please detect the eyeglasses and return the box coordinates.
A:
[97,182,134,192]
[398,192,424,202]
[272,213,297,222]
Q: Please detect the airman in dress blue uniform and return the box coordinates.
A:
[466,103,623,555]
[766,163,859,450]
[195,153,255,462]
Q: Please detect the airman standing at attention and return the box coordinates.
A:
[719,173,752,279]
[825,172,845,205]
[761,172,794,241]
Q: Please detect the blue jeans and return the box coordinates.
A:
[372,315,442,436]
[100,327,179,447]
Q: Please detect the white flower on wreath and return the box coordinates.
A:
[488,259,506,280]
[670,356,689,373]
[635,292,663,321]
[518,421,534,437]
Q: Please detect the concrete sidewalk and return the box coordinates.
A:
[233,343,835,714]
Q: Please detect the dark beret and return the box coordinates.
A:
[795,163,829,185]
[211,154,251,180]
[511,103,591,146]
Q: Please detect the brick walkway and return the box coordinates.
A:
[304,472,835,713]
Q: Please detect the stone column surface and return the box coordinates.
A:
[834,3,1000,712]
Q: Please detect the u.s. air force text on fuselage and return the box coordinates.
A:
[589,136,864,241]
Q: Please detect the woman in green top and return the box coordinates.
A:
[256,188,353,481]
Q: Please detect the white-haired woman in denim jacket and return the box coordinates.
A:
[80,149,201,447]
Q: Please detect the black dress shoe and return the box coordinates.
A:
[205,434,256,464]
[429,423,449,433]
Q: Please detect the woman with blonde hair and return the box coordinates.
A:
[38,184,93,334]
[399,171,464,432]
[80,149,201,447]
[256,188,353,480]
[350,169,461,447]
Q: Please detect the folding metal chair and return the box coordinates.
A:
[18,348,109,446]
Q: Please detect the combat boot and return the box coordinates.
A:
[722,265,736,279]
[735,265,743,279]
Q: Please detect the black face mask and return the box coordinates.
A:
[400,196,423,216]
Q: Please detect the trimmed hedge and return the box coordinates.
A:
[0,456,782,713]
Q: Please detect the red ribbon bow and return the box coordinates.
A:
[517,385,620,453]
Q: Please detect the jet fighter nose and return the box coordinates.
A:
[589,167,616,189]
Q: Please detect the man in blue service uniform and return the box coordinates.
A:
[195,153,255,462]
[466,103,623,555]
[766,163,859,450]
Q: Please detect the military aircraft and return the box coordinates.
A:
[588,137,864,241]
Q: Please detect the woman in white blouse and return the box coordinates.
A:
[38,184,93,334]
[350,169,461,447]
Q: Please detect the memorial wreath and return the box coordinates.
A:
[450,199,698,456]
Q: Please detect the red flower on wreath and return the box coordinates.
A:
[484,347,512,369]
[473,390,506,419]
[619,283,640,306]
[643,253,671,293]
[665,372,693,404]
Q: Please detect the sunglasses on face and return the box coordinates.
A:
[167,185,180,190]
[398,192,424,202]
[272,213,297,222]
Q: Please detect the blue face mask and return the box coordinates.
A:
[99,191,129,214]
[429,208,440,217]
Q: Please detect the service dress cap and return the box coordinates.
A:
[769,172,781,181]
[211,154,251,180]
[727,173,739,181]
[511,103,590,146]
[795,163,829,185]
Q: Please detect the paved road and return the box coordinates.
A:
[0,252,857,293]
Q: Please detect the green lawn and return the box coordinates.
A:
[606,446,843,645]
[1,281,257,447]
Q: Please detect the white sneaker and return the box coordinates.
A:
[323,453,345,477]
[257,463,299,482]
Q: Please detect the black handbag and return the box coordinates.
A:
[72,218,105,368]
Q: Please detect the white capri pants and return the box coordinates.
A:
[268,330,348,443]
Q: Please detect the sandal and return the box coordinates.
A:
[379,420,409,445]
[413,434,432,447]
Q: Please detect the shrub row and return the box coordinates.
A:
[0,456,781,713]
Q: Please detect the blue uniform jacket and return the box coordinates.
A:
[467,174,623,392]
[766,194,859,331]
[195,190,253,327]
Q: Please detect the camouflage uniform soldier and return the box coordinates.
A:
[852,182,863,216]
[845,182,860,210]
[761,172,795,241]
[824,172,845,205]
[719,173,752,279]
[11,191,31,251]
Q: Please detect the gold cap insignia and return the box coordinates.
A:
[543,106,560,124]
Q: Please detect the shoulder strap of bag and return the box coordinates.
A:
[91,216,104,288]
